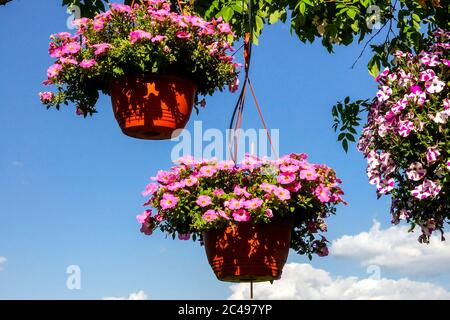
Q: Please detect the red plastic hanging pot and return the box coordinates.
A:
[203,216,294,283]
[110,74,197,140]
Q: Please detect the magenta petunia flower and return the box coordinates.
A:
[79,59,96,69]
[130,30,152,44]
[232,209,251,222]
[91,43,111,56]
[176,31,191,39]
[62,42,81,55]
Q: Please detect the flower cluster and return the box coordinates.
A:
[39,0,240,115]
[137,153,345,258]
[358,29,450,243]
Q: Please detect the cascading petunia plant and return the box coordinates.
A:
[137,153,345,259]
[358,29,450,243]
[39,0,239,116]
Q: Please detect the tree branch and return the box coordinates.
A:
[0,0,13,6]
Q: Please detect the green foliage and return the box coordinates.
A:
[332,96,371,152]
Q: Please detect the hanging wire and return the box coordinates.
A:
[228,0,277,163]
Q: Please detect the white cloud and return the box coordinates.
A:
[330,221,450,276]
[0,256,6,270]
[102,290,147,300]
[228,263,450,300]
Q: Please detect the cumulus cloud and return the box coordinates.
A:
[330,221,450,276]
[102,290,147,300]
[228,263,450,300]
[0,256,6,270]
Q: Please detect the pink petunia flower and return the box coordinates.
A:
[142,183,158,197]
[151,35,167,42]
[196,195,212,207]
[136,209,152,224]
[202,209,218,222]
[265,209,273,218]
[280,164,299,173]
[234,186,251,198]
[216,160,235,170]
[59,57,78,65]
[299,168,318,181]
[213,188,225,197]
[47,64,63,78]
[110,3,132,13]
[244,198,263,210]
[277,172,296,185]
[91,43,111,56]
[315,185,331,203]
[199,165,217,177]
[160,193,179,210]
[39,91,55,103]
[273,187,291,201]
[260,183,276,193]
[217,209,229,220]
[226,198,244,210]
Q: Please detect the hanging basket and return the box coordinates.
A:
[203,216,294,283]
[110,74,197,140]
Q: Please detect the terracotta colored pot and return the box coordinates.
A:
[203,217,294,283]
[110,75,197,140]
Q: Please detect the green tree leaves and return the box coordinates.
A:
[332,96,371,153]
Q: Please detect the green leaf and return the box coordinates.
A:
[342,139,349,153]
[346,8,357,20]
[299,2,306,15]
[368,56,380,78]
[217,6,234,22]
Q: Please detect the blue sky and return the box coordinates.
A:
[0,1,449,300]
